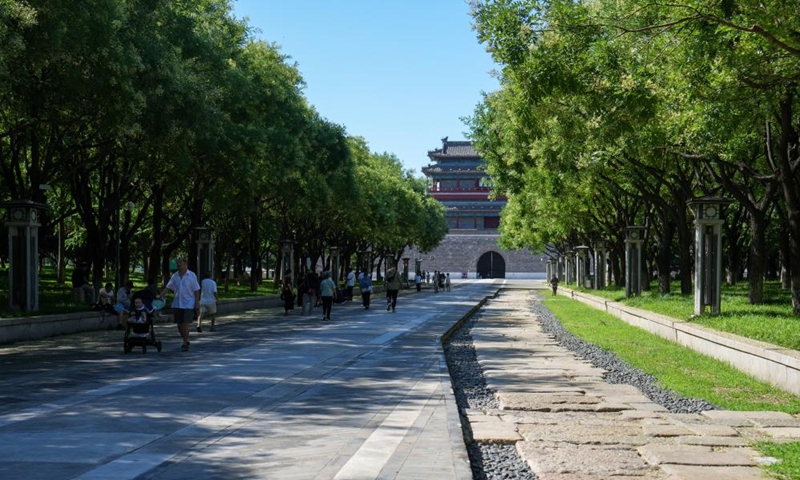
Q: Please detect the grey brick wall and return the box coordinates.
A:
[403,232,546,279]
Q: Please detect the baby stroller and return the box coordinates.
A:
[123,289,164,354]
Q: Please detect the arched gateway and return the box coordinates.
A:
[477,251,506,279]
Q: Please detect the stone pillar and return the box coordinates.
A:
[194,227,214,279]
[402,257,410,286]
[687,197,731,315]
[415,258,422,277]
[545,260,552,281]
[280,239,294,285]
[565,250,575,285]
[595,240,607,290]
[2,200,46,311]
[625,226,646,298]
[576,246,589,288]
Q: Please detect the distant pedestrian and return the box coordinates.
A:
[385,266,401,313]
[445,273,451,292]
[161,258,201,352]
[550,275,560,296]
[415,270,422,292]
[359,271,373,309]
[302,270,318,315]
[197,271,218,331]
[346,268,356,301]
[433,270,439,293]
[319,270,336,321]
[281,274,295,316]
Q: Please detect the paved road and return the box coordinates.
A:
[0,280,508,480]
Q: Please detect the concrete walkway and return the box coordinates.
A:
[0,282,497,480]
[469,289,800,479]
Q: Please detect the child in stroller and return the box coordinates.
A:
[123,290,164,354]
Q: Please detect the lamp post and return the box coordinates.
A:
[625,226,646,298]
[687,197,731,315]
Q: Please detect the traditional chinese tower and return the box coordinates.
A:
[422,137,505,230]
[405,137,543,279]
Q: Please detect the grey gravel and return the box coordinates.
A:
[443,291,717,480]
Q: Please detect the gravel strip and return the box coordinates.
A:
[443,291,717,480]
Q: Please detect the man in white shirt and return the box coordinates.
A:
[197,271,218,332]
[161,258,200,352]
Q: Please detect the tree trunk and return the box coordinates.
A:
[748,212,767,304]
[147,186,164,285]
[775,90,800,314]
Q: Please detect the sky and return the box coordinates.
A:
[231,0,500,175]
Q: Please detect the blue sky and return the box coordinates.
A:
[231,0,499,175]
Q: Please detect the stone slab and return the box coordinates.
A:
[701,410,794,421]
[677,435,749,447]
[660,464,766,480]
[638,445,756,466]
[643,425,695,437]
[470,419,523,443]
[756,427,800,439]
[518,423,644,445]
[686,424,739,437]
[517,441,654,476]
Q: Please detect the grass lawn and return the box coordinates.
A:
[0,267,280,318]
[542,294,800,479]
[573,281,800,351]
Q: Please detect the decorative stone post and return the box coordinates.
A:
[595,240,607,290]
[415,258,422,277]
[194,227,214,279]
[2,200,47,311]
[545,259,552,281]
[330,246,340,286]
[558,255,566,282]
[625,226,646,298]
[575,246,589,288]
[687,197,731,315]
[402,257,410,287]
[280,239,294,285]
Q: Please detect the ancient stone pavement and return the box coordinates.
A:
[467,289,800,480]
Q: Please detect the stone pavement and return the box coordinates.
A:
[0,281,504,480]
[467,289,800,480]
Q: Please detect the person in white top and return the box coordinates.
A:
[161,258,201,352]
[197,271,218,332]
[346,268,356,301]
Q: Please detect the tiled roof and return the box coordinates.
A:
[427,138,481,159]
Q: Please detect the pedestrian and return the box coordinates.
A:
[161,258,201,352]
[319,270,336,321]
[346,268,356,301]
[433,270,439,293]
[197,271,218,331]
[281,274,295,316]
[445,273,451,292]
[385,266,401,313]
[550,275,560,296]
[115,280,134,330]
[415,270,422,292]
[359,270,373,309]
[302,270,318,315]
[71,262,96,304]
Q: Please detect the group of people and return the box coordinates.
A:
[431,271,451,293]
[279,265,415,320]
[84,258,218,352]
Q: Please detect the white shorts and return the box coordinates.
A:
[200,303,217,315]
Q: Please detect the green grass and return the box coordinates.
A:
[542,294,800,479]
[571,281,800,351]
[756,441,800,480]
[0,267,279,318]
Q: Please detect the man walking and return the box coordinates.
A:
[161,258,201,352]
[197,271,218,332]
